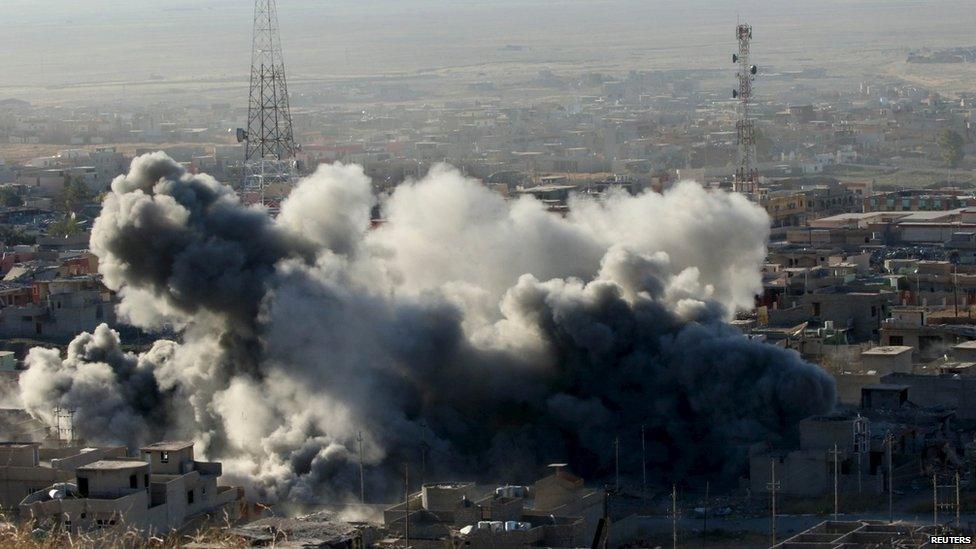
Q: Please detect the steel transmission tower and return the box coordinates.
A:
[731,23,759,194]
[237,0,299,210]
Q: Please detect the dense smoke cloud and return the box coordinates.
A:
[18,153,834,501]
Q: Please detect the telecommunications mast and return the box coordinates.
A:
[732,23,759,194]
[236,0,300,210]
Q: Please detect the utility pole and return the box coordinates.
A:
[671,484,678,549]
[357,431,365,504]
[702,481,709,542]
[53,405,61,446]
[641,425,646,505]
[885,432,893,524]
[614,436,620,493]
[404,464,410,549]
[767,459,780,547]
[933,472,960,529]
[829,444,841,521]
[420,441,429,487]
[66,409,75,445]
[956,472,961,528]
[954,264,960,317]
[854,414,866,496]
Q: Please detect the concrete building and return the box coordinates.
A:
[20,441,243,535]
[0,443,126,509]
[880,372,976,420]
[859,345,913,374]
[951,340,976,361]
[383,472,598,548]
[880,308,976,363]
[749,414,883,498]
[802,291,891,342]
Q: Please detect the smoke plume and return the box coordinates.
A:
[18,154,835,501]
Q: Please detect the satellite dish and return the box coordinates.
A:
[732,89,739,98]
[235,128,247,143]
[750,65,758,75]
[732,54,738,63]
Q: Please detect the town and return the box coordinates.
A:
[2,1,976,548]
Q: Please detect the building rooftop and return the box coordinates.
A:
[78,460,147,471]
[862,383,910,392]
[140,440,193,452]
[861,346,914,356]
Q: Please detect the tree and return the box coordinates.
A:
[47,213,81,238]
[59,176,94,214]
[0,188,23,208]
[939,129,965,169]
[0,225,34,245]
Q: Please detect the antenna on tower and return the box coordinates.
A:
[732,21,759,195]
[237,0,300,211]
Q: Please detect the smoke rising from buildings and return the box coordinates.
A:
[18,153,835,501]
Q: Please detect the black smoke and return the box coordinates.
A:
[19,154,835,501]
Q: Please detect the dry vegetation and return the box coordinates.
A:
[0,518,249,549]
[0,529,248,549]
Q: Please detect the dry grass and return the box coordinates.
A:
[0,517,249,549]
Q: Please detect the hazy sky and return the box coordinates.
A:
[2,1,975,99]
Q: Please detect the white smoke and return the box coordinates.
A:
[17,154,834,502]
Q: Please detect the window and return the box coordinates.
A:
[889,335,904,346]
[78,477,89,497]
[870,306,877,317]
[812,302,821,316]
[187,490,194,505]
[129,474,137,489]
[144,474,149,489]
[160,451,169,463]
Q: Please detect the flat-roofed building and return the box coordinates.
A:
[20,441,243,535]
